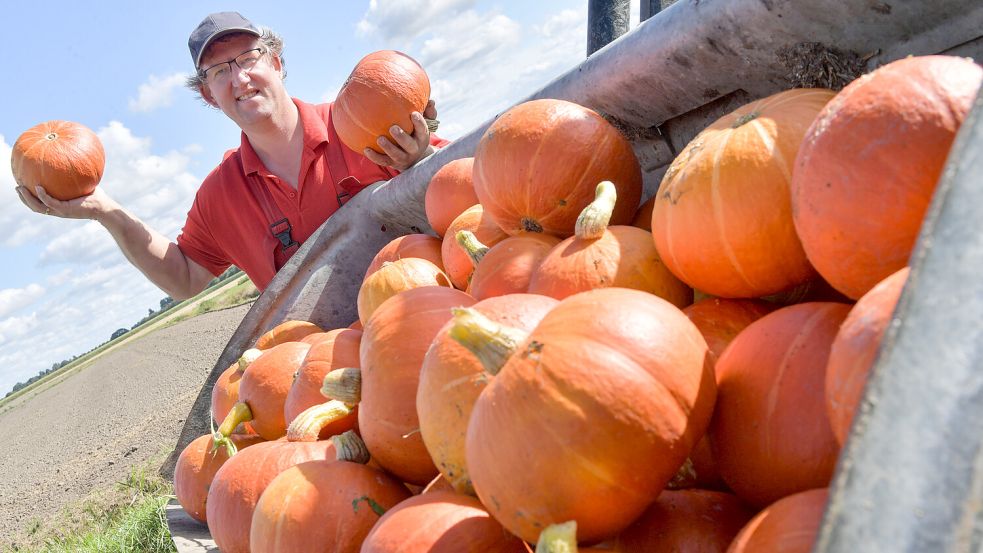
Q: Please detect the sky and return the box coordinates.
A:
[0,0,643,396]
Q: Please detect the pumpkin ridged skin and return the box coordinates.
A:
[467,288,716,544]
[250,460,411,553]
[360,286,476,485]
[681,297,774,490]
[283,328,362,438]
[173,433,264,523]
[441,204,510,290]
[12,120,105,200]
[826,267,909,445]
[361,491,528,553]
[652,88,835,298]
[600,489,754,552]
[206,439,338,553]
[212,362,248,429]
[710,302,847,508]
[358,258,453,325]
[333,50,430,155]
[792,56,981,299]
[238,342,312,440]
[473,99,642,237]
[425,157,479,237]
[528,225,692,307]
[727,488,828,553]
[418,294,559,496]
[254,320,324,350]
[365,234,445,279]
[469,233,561,300]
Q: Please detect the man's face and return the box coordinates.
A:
[199,34,284,127]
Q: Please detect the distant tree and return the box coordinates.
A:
[160,296,175,311]
[111,328,129,340]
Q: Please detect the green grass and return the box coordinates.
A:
[165,275,258,326]
[5,465,176,553]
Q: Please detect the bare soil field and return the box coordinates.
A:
[0,303,251,549]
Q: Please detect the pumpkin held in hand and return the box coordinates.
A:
[333,50,431,155]
[11,120,105,201]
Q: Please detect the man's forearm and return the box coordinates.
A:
[96,207,203,300]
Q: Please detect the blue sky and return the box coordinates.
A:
[0,0,641,395]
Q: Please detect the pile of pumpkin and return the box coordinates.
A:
[173,54,981,552]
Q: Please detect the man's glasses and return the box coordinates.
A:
[200,48,266,83]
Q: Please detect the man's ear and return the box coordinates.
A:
[199,83,219,108]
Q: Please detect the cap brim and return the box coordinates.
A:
[195,27,261,68]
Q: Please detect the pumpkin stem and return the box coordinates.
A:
[732,112,759,128]
[536,521,579,553]
[333,430,371,464]
[521,217,544,233]
[237,348,262,373]
[286,400,355,442]
[666,457,698,490]
[425,118,440,133]
[214,402,253,454]
[448,307,527,376]
[575,181,617,240]
[322,368,362,403]
[456,230,490,268]
[45,133,58,141]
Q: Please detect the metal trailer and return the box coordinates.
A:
[165,0,983,550]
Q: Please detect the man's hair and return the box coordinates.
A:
[185,28,286,104]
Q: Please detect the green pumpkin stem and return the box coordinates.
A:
[456,230,490,268]
[214,402,253,455]
[286,400,355,442]
[575,181,617,240]
[237,348,262,372]
[536,521,579,553]
[321,368,362,404]
[333,430,371,464]
[448,307,527,376]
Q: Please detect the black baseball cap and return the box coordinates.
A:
[188,11,260,69]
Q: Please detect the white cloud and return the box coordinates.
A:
[356,0,476,44]
[128,73,188,113]
[0,284,45,319]
[0,312,39,348]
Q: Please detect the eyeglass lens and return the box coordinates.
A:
[204,48,264,82]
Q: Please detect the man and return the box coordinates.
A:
[14,11,446,298]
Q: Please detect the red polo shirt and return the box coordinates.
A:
[177,98,449,291]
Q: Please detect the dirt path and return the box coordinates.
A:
[0,303,251,548]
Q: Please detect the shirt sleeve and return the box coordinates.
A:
[176,192,232,278]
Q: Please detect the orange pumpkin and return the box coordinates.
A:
[528,182,692,306]
[365,234,445,278]
[361,491,528,553]
[283,328,362,438]
[466,288,716,543]
[465,232,560,300]
[205,437,340,553]
[254,320,323,350]
[631,195,655,231]
[216,342,311,442]
[418,294,558,495]
[360,286,476,484]
[250,459,412,552]
[333,50,430,155]
[211,361,249,431]
[728,488,829,553]
[473,99,642,237]
[710,302,847,507]
[358,258,453,324]
[651,88,835,298]
[592,489,754,552]
[441,204,510,289]
[173,433,264,523]
[792,56,981,299]
[11,120,105,200]
[425,157,479,237]
[422,473,457,495]
[826,267,909,444]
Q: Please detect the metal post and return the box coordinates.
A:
[587,0,631,56]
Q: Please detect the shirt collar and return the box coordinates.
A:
[238,98,330,176]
